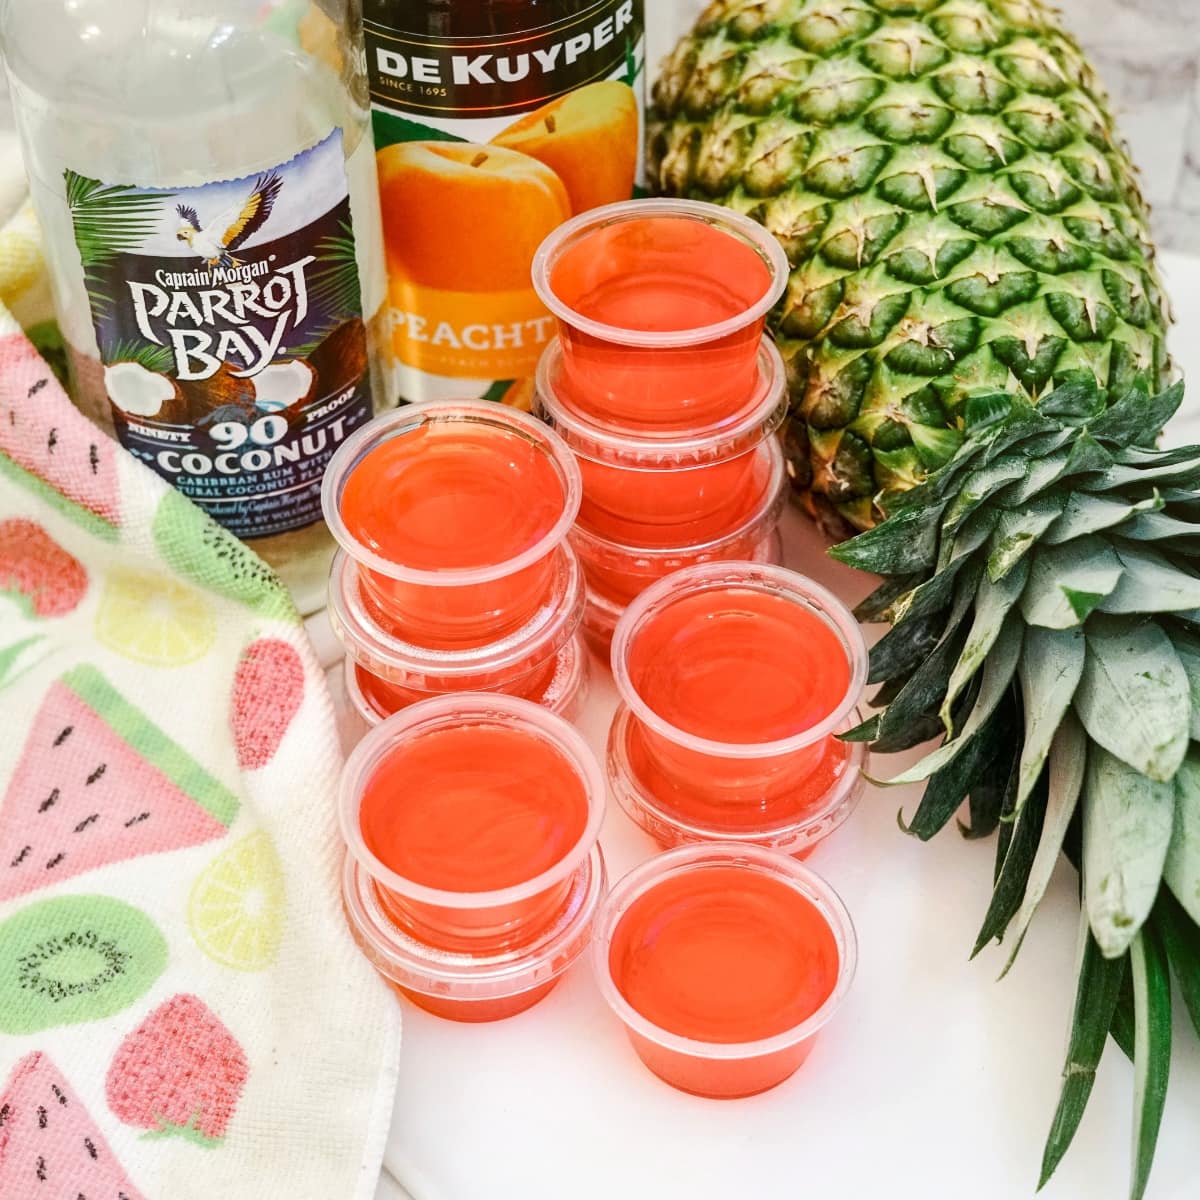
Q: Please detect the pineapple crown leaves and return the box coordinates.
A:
[832,377,1200,1196]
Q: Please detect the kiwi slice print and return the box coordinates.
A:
[0,895,167,1034]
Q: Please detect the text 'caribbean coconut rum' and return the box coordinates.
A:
[365,0,646,408]
[1,0,390,614]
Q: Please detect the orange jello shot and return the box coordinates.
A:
[535,337,787,544]
[593,845,857,1098]
[610,563,868,814]
[329,548,589,725]
[531,199,789,431]
[322,401,581,648]
[339,695,605,955]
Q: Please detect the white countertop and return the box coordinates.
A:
[337,252,1200,1200]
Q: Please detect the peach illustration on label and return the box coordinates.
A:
[377,141,570,292]
[492,80,638,215]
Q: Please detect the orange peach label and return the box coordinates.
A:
[491,80,639,216]
[387,277,555,379]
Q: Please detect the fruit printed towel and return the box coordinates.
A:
[0,303,400,1198]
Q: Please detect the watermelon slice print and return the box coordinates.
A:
[106,994,249,1147]
[0,333,120,539]
[0,664,240,903]
[0,519,88,618]
[232,639,305,770]
[0,1051,146,1200]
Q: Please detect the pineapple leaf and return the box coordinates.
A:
[1163,749,1200,926]
[1156,889,1200,1042]
[963,389,1017,432]
[1039,916,1126,1190]
[1021,537,1124,629]
[1083,747,1176,957]
[854,574,924,622]
[1075,615,1190,782]
[1099,543,1200,614]
[829,499,942,573]
[1123,511,1200,543]
[841,713,881,743]
[987,496,1066,582]
[1044,492,1163,546]
[1038,380,1107,424]
[974,769,1047,957]
[940,558,1030,730]
[1168,629,1200,737]
[1086,451,1200,494]
[868,610,945,685]
[1111,963,1137,1061]
[900,696,1018,841]
[1017,627,1087,814]
[1129,923,1171,1200]
[1088,380,1184,448]
[884,616,1022,786]
[1002,712,1088,977]
[942,454,1029,535]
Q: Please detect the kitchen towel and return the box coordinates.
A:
[0,195,400,1199]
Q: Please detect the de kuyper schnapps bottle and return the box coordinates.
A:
[2,0,391,614]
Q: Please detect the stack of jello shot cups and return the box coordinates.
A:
[531,199,793,656]
[321,400,590,725]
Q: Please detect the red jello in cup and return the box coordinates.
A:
[593,845,856,1098]
[570,437,786,607]
[610,563,868,807]
[338,695,606,953]
[322,401,581,648]
[343,844,606,1023]
[608,703,868,858]
[536,338,787,543]
[531,199,789,431]
[328,547,589,723]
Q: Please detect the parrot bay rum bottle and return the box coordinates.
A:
[1,0,390,614]
[364,0,646,408]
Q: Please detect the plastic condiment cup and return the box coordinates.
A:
[344,637,590,727]
[536,337,787,543]
[608,704,868,857]
[343,845,606,1023]
[339,695,606,953]
[569,437,787,608]
[593,844,857,1098]
[329,546,588,719]
[579,529,783,662]
[610,563,868,806]
[322,401,582,649]
[531,199,789,430]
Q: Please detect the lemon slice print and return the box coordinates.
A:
[95,567,217,666]
[189,831,286,972]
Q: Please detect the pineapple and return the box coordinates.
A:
[651,3,1200,1196]
[650,0,1171,530]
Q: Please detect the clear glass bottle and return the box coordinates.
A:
[1,0,391,614]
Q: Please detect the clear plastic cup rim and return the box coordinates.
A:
[531,198,790,349]
[607,703,869,849]
[343,844,606,997]
[569,437,787,560]
[338,694,607,911]
[591,844,857,1060]
[342,633,590,727]
[610,562,869,761]
[320,400,583,586]
[535,337,788,462]
[328,546,586,681]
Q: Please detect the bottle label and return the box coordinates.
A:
[364,0,645,405]
[65,130,372,540]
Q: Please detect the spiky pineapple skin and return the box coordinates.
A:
[650,0,1172,529]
